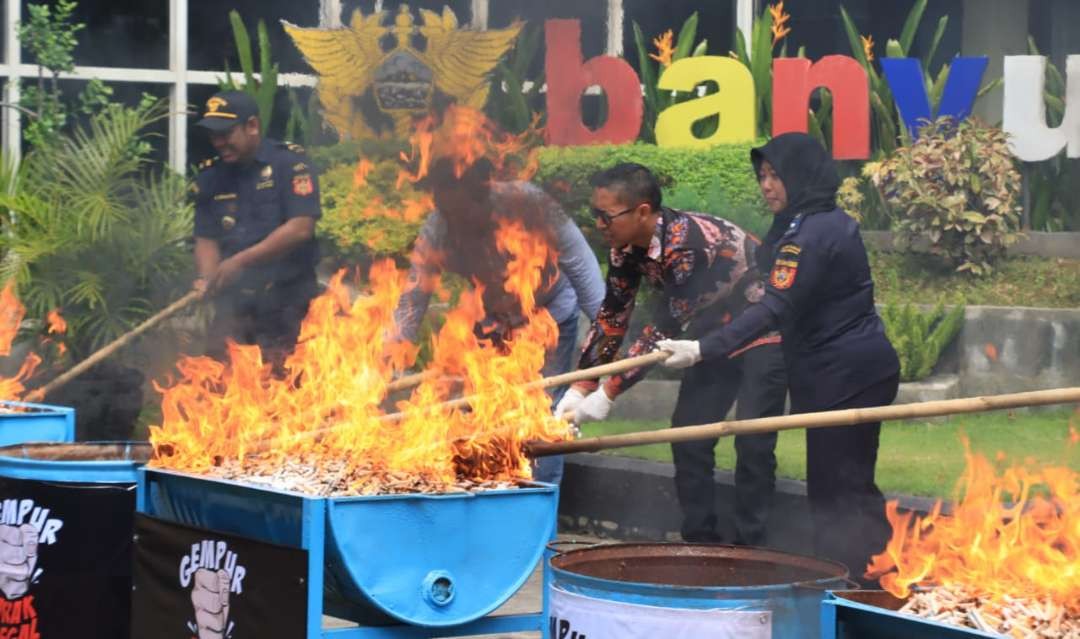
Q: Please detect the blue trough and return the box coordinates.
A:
[821,590,1002,638]
[137,467,558,637]
[0,400,75,446]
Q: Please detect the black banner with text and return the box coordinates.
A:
[131,514,308,639]
[0,474,137,639]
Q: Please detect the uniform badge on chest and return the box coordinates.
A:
[222,215,237,231]
[261,165,273,179]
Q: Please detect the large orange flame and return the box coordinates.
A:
[867,435,1080,616]
[398,105,541,187]
[150,220,570,490]
[0,283,46,401]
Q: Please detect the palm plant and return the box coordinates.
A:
[219,10,279,135]
[487,22,545,135]
[730,1,804,139]
[832,0,1000,158]
[632,12,710,143]
[1025,37,1080,232]
[0,98,193,360]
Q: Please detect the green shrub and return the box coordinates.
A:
[536,143,768,238]
[318,159,430,266]
[880,302,965,382]
[0,98,192,359]
[867,118,1023,277]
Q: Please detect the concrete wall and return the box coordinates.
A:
[559,453,941,555]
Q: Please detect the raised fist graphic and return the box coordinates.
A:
[0,524,37,600]
[191,568,231,639]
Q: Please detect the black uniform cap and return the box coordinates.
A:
[195,90,258,132]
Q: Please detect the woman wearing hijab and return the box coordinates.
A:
[656,133,900,583]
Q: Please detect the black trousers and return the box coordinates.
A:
[671,342,787,545]
[802,372,899,585]
[206,272,319,368]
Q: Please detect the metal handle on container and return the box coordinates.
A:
[545,539,603,557]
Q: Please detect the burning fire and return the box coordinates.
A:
[150,225,569,491]
[867,436,1080,621]
[151,105,569,492]
[398,105,541,186]
[0,284,68,401]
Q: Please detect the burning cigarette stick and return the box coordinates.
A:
[526,386,1080,457]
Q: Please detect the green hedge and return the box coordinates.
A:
[536,143,770,236]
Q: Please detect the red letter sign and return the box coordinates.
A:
[544,19,643,146]
[772,56,870,159]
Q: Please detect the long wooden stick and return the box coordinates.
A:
[526,386,1080,458]
[243,350,671,455]
[379,350,671,421]
[26,290,201,402]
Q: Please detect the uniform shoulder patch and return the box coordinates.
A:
[292,173,314,196]
[769,242,801,290]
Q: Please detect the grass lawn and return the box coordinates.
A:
[870,251,1080,308]
[580,408,1080,499]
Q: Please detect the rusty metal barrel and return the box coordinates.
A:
[547,542,852,639]
[0,442,151,638]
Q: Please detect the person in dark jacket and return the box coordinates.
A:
[656,133,900,582]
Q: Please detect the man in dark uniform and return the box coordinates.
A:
[192,91,321,363]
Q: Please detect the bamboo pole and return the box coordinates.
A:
[385,370,440,392]
[242,350,671,455]
[26,291,201,402]
[526,386,1080,458]
[378,350,670,422]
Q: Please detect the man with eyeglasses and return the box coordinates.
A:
[555,163,788,546]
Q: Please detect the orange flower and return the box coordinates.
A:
[769,2,792,47]
[649,30,675,68]
[861,34,875,62]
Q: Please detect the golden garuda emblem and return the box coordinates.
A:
[283,5,522,140]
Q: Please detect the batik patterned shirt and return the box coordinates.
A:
[576,207,780,398]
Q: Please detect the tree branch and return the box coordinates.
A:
[0,103,41,119]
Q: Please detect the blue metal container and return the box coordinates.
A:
[138,467,557,636]
[0,442,151,639]
[0,400,75,447]
[821,591,999,639]
[548,543,851,639]
[0,440,147,482]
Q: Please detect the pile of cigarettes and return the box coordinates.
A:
[899,585,1080,638]
[205,455,521,497]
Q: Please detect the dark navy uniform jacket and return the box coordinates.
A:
[193,138,320,289]
[698,135,899,411]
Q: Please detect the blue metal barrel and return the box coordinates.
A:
[139,468,558,628]
[0,442,151,639]
[548,543,852,639]
[0,401,75,447]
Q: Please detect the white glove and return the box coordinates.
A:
[657,339,702,369]
[573,388,614,424]
[554,387,586,419]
